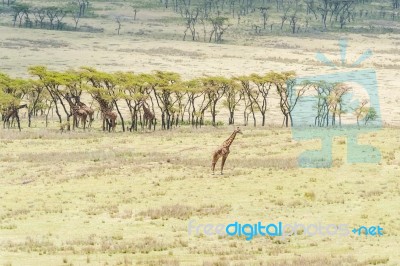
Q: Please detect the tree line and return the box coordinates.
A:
[159,0,400,41]
[0,66,376,132]
[2,0,91,31]
[2,0,400,39]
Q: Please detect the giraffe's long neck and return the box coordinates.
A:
[66,98,77,112]
[143,105,151,115]
[223,131,237,148]
[97,97,110,113]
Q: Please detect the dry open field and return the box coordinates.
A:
[0,0,400,265]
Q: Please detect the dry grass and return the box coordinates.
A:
[0,126,398,265]
[0,0,399,264]
[137,204,231,220]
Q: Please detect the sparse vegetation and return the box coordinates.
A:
[0,0,399,265]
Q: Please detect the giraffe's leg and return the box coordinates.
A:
[16,113,21,131]
[83,115,86,130]
[6,114,10,129]
[111,118,116,132]
[221,155,228,175]
[211,153,220,175]
[109,119,112,132]
[89,114,93,128]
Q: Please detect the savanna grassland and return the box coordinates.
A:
[1,0,400,265]
[0,127,399,266]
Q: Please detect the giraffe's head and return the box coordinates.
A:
[138,99,149,108]
[74,95,81,104]
[235,127,243,134]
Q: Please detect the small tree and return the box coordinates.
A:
[223,79,242,125]
[11,3,30,27]
[115,17,122,35]
[46,7,59,30]
[364,107,377,125]
[32,8,46,28]
[209,16,230,43]
[270,71,309,127]
[202,76,229,126]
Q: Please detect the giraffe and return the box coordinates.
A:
[74,95,94,128]
[139,100,156,130]
[65,93,87,130]
[2,104,27,131]
[211,127,243,175]
[93,94,117,132]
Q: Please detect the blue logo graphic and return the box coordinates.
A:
[352,225,383,236]
[290,39,381,168]
[188,220,384,241]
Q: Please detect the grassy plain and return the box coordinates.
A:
[0,0,400,265]
[0,126,399,265]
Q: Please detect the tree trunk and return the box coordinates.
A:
[113,100,125,132]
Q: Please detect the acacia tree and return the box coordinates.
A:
[250,73,272,126]
[327,83,350,126]
[63,70,84,97]
[54,8,67,30]
[306,0,357,30]
[183,7,200,41]
[25,79,45,127]
[306,80,337,127]
[0,74,30,130]
[32,8,46,28]
[11,3,30,27]
[103,72,125,131]
[271,71,309,127]
[151,71,181,130]
[208,16,230,43]
[353,99,377,127]
[202,76,229,126]
[169,82,190,126]
[236,76,256,126]
[46,7,58,29]
[28,66,70,125]
[223,79,242,125]
[195,90,211,127]
[81,67,122,131]
[0,91,21,129]
[183,79,206,128]
[118,72,152,131]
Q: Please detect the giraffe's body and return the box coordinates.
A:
[211,127,242,175]
[139,101,156,130]
[65,94,87,130]
[94,94,117,132]
[75,96,94,128]
[2,104,27,131]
